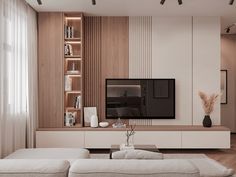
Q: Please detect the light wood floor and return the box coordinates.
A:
[161,133,236,171]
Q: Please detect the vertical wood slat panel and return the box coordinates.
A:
[129,16,152,126]
[84,17,129,123]
[84,17,102,122]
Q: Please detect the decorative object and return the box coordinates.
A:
[65,76,72,91]
[99,122,109,128]
[84,107,97,126]
[74,96,81,109]
[198,91,219,127]
[123,125,136,148]
[120,143,134,150]
[221,70,227,104]
[65,112,76,126]
[112,118,126,128]
[90,115,98,128]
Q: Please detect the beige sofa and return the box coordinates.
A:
[0,159,70,177]
[69,159,200,177]
[0,148,234,177]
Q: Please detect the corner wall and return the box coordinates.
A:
[221,35,236,132]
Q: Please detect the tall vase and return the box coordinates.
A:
[203,115,212,127]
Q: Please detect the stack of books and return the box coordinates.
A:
[65,26,74,38]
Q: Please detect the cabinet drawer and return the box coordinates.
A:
[36,131,85,148]
[182,131,230,149]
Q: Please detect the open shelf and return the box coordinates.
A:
[65,38,81,41]
[65,55,81,58]
[64,13,84,128]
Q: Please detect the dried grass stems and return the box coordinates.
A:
[198,91,219,115]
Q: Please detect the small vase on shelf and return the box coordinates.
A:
[203,115,212,127]
[198,91,219,128]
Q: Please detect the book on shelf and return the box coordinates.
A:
[65,25,74,38]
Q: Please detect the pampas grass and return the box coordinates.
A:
[198,91,219,115]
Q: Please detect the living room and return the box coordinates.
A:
[0,0,236,176]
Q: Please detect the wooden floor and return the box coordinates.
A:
[161,133,236,171]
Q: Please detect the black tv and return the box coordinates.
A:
[106,79,175,119]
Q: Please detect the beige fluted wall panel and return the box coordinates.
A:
[129,16,152,125]
[129,16,152,78]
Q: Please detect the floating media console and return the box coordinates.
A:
[36,126,230,149]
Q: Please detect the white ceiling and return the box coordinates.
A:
[25,0,236,34]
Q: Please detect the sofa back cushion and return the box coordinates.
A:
[5,148,90,160]
[0,159,70,177]
[69,159,200,177]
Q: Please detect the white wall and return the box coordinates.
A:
[152,17,193,125]
[221,35,236,132]
[129,16,221,125]
[192,17,221,125]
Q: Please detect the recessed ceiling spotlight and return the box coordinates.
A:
[160,0,166,5]
[178,0,183,5]
[92,0,96,5]
[229,0,234,5]
[37,0,42,5]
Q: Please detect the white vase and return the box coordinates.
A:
[90,115,98,128]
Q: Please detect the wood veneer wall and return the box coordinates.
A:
[38,13,64,128]
[84,17,129,122]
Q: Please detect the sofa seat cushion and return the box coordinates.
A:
[112,150,163,159]
[189,158,235,177]
[69,159,200,177]
[5,148,90,160]
[0,159,69,177]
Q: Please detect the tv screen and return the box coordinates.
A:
[106,79,175,119]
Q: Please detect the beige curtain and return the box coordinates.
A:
[0,0,37,158]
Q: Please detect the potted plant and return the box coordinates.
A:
[198,91,219,127]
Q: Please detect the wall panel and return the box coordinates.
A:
[192,17,221,125]
[84,17,129,122]
[128,16,152,125]
[101,17,129,122]
[84,17,102,121]
[38,12,64,128]
[152,17,193,125]
[129,16,152,78]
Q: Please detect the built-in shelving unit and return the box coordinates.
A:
[64,13,83,128]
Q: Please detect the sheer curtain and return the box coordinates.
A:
[0,0,38,158]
